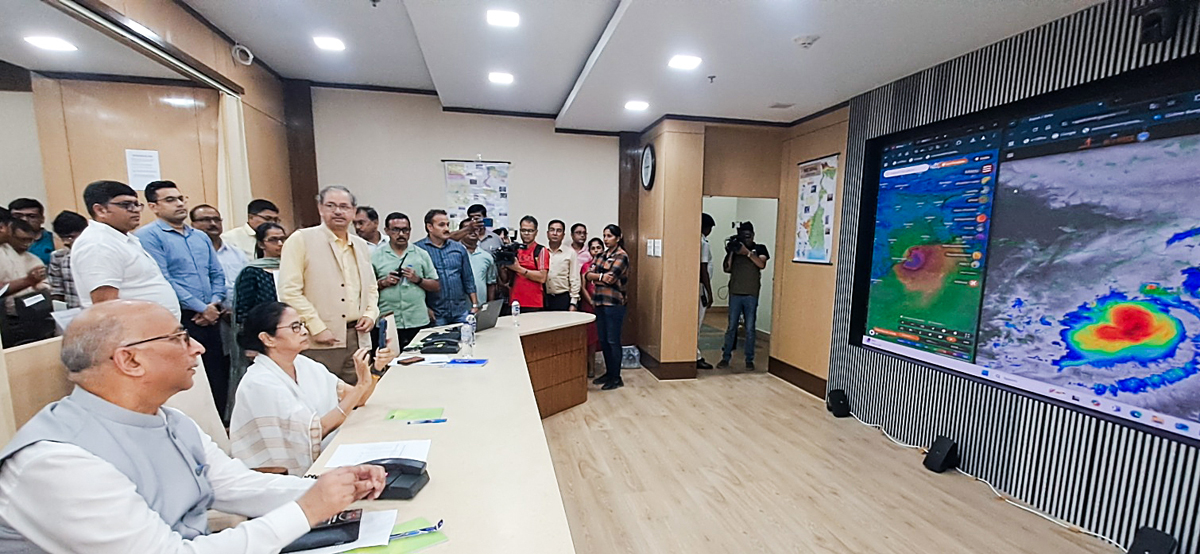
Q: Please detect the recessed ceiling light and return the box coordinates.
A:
[313,36,345,51]
[625,100,649,111]
[488,72,514,85]
[24,36,77,52]
[486,10,520,27]
[668,55,701,70]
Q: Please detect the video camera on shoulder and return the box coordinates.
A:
[494,241,524,266]
[726,221,756,254]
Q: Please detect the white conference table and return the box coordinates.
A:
[309,312,594,553]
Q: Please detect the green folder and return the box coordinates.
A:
[385,408,444,421]
[346,517,448,553]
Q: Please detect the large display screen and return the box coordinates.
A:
[859,67,1200,442]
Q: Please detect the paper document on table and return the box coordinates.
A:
[325,440,432,467]
[287,510,396,554]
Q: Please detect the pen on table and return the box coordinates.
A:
[390,519,443,539]
[406,418,448,425]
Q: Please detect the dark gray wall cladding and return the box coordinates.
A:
[829,0,1200,551]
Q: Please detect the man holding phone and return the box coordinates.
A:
[449,204,503,255]
[372,212,439,349]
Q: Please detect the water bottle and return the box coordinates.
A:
[462,314,476,357]
[511,300,521,327]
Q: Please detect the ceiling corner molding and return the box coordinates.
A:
[785,101,851,128]
[554,127,622,137]
[310,81,439,96]
[443,106,558,120]
[554,0,633,122]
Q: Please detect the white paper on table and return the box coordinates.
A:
[325,440,432,468]
[286,509,396,554]
[51,308,82,333]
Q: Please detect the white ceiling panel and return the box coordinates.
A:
[403,0,618,114]
[183,0,434,89]
[556,0,1102,132]
[0,0,182,80]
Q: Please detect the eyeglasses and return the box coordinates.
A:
[191,217,222,224]
[107,200,144,212]
[118,328,191,349]
[277,321,306,333]
[386,227,412,234]
[262,236,285,244]
[322,203,355,213]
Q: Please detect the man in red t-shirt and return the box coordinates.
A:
[506,215,549,311]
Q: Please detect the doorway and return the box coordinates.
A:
[699,196,777,372]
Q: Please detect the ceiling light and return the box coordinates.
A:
[161,97,197,108]
[489,72,513,85]
[24,36,77,52]
[668,55,701,70]
[625,100,649,111]
[486,10,520,27]
[313,36,345,51]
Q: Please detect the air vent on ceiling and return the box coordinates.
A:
[793,35,820,49]
[769,102,795,109]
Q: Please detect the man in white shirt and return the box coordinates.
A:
[190,204,247,294]
[221,199,281,259]
[697,213,716,369]
[70,180,181,319]
[0,299,387,553]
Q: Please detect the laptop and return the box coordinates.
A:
[474,299,504,332]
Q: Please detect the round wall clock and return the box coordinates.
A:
[640,144,656,190]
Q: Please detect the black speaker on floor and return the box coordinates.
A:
[826,389,851,418]
[923,436,959,473]
[1128,527,1179,554]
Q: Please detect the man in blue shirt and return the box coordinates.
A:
[135,180,229,417]
[8,199,55,265]
[415,209,478,326]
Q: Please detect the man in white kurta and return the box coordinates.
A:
[0,300,386,553]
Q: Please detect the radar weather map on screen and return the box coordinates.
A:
[862,87,1200,441]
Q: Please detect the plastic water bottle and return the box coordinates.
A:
[511,300,521,327]
[461,314,476,357]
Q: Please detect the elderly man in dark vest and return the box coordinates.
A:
[0,299,385,553]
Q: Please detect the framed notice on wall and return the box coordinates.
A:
[442,160,510,230]
[793,154,839,264]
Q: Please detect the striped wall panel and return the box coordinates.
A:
[829,0,1200,551]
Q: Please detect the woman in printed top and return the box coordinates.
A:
[584,224,630,390]
[579,237,604,378]
[230,302,394,475]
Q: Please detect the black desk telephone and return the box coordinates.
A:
[366,458,430,500]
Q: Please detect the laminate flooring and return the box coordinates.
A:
[542,367,1117,554]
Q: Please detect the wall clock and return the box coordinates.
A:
[640,144,656,190]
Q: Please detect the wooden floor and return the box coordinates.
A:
[542,367,1117,554]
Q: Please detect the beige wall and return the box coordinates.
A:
[0,91,47,205]
[703,125,782,198]
[635,121,704,363]
[311,88,618,239]
[770,108,850,380]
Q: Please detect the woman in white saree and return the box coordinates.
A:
[230,301,394,474]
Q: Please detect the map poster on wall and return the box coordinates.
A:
[793,154,839,264]
[443,160,510,230]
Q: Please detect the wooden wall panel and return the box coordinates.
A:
[702,125,783,198]
[30,77,76,219]
[121,0,220,70]
[55,80,219,215]
[659,129,704,362]
[3,339,70,432]
[771,109,849,380]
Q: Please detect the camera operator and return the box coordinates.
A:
[506,215,549,312]
[718,221,769,370]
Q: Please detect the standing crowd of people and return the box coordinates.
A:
[0,181,634,417]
